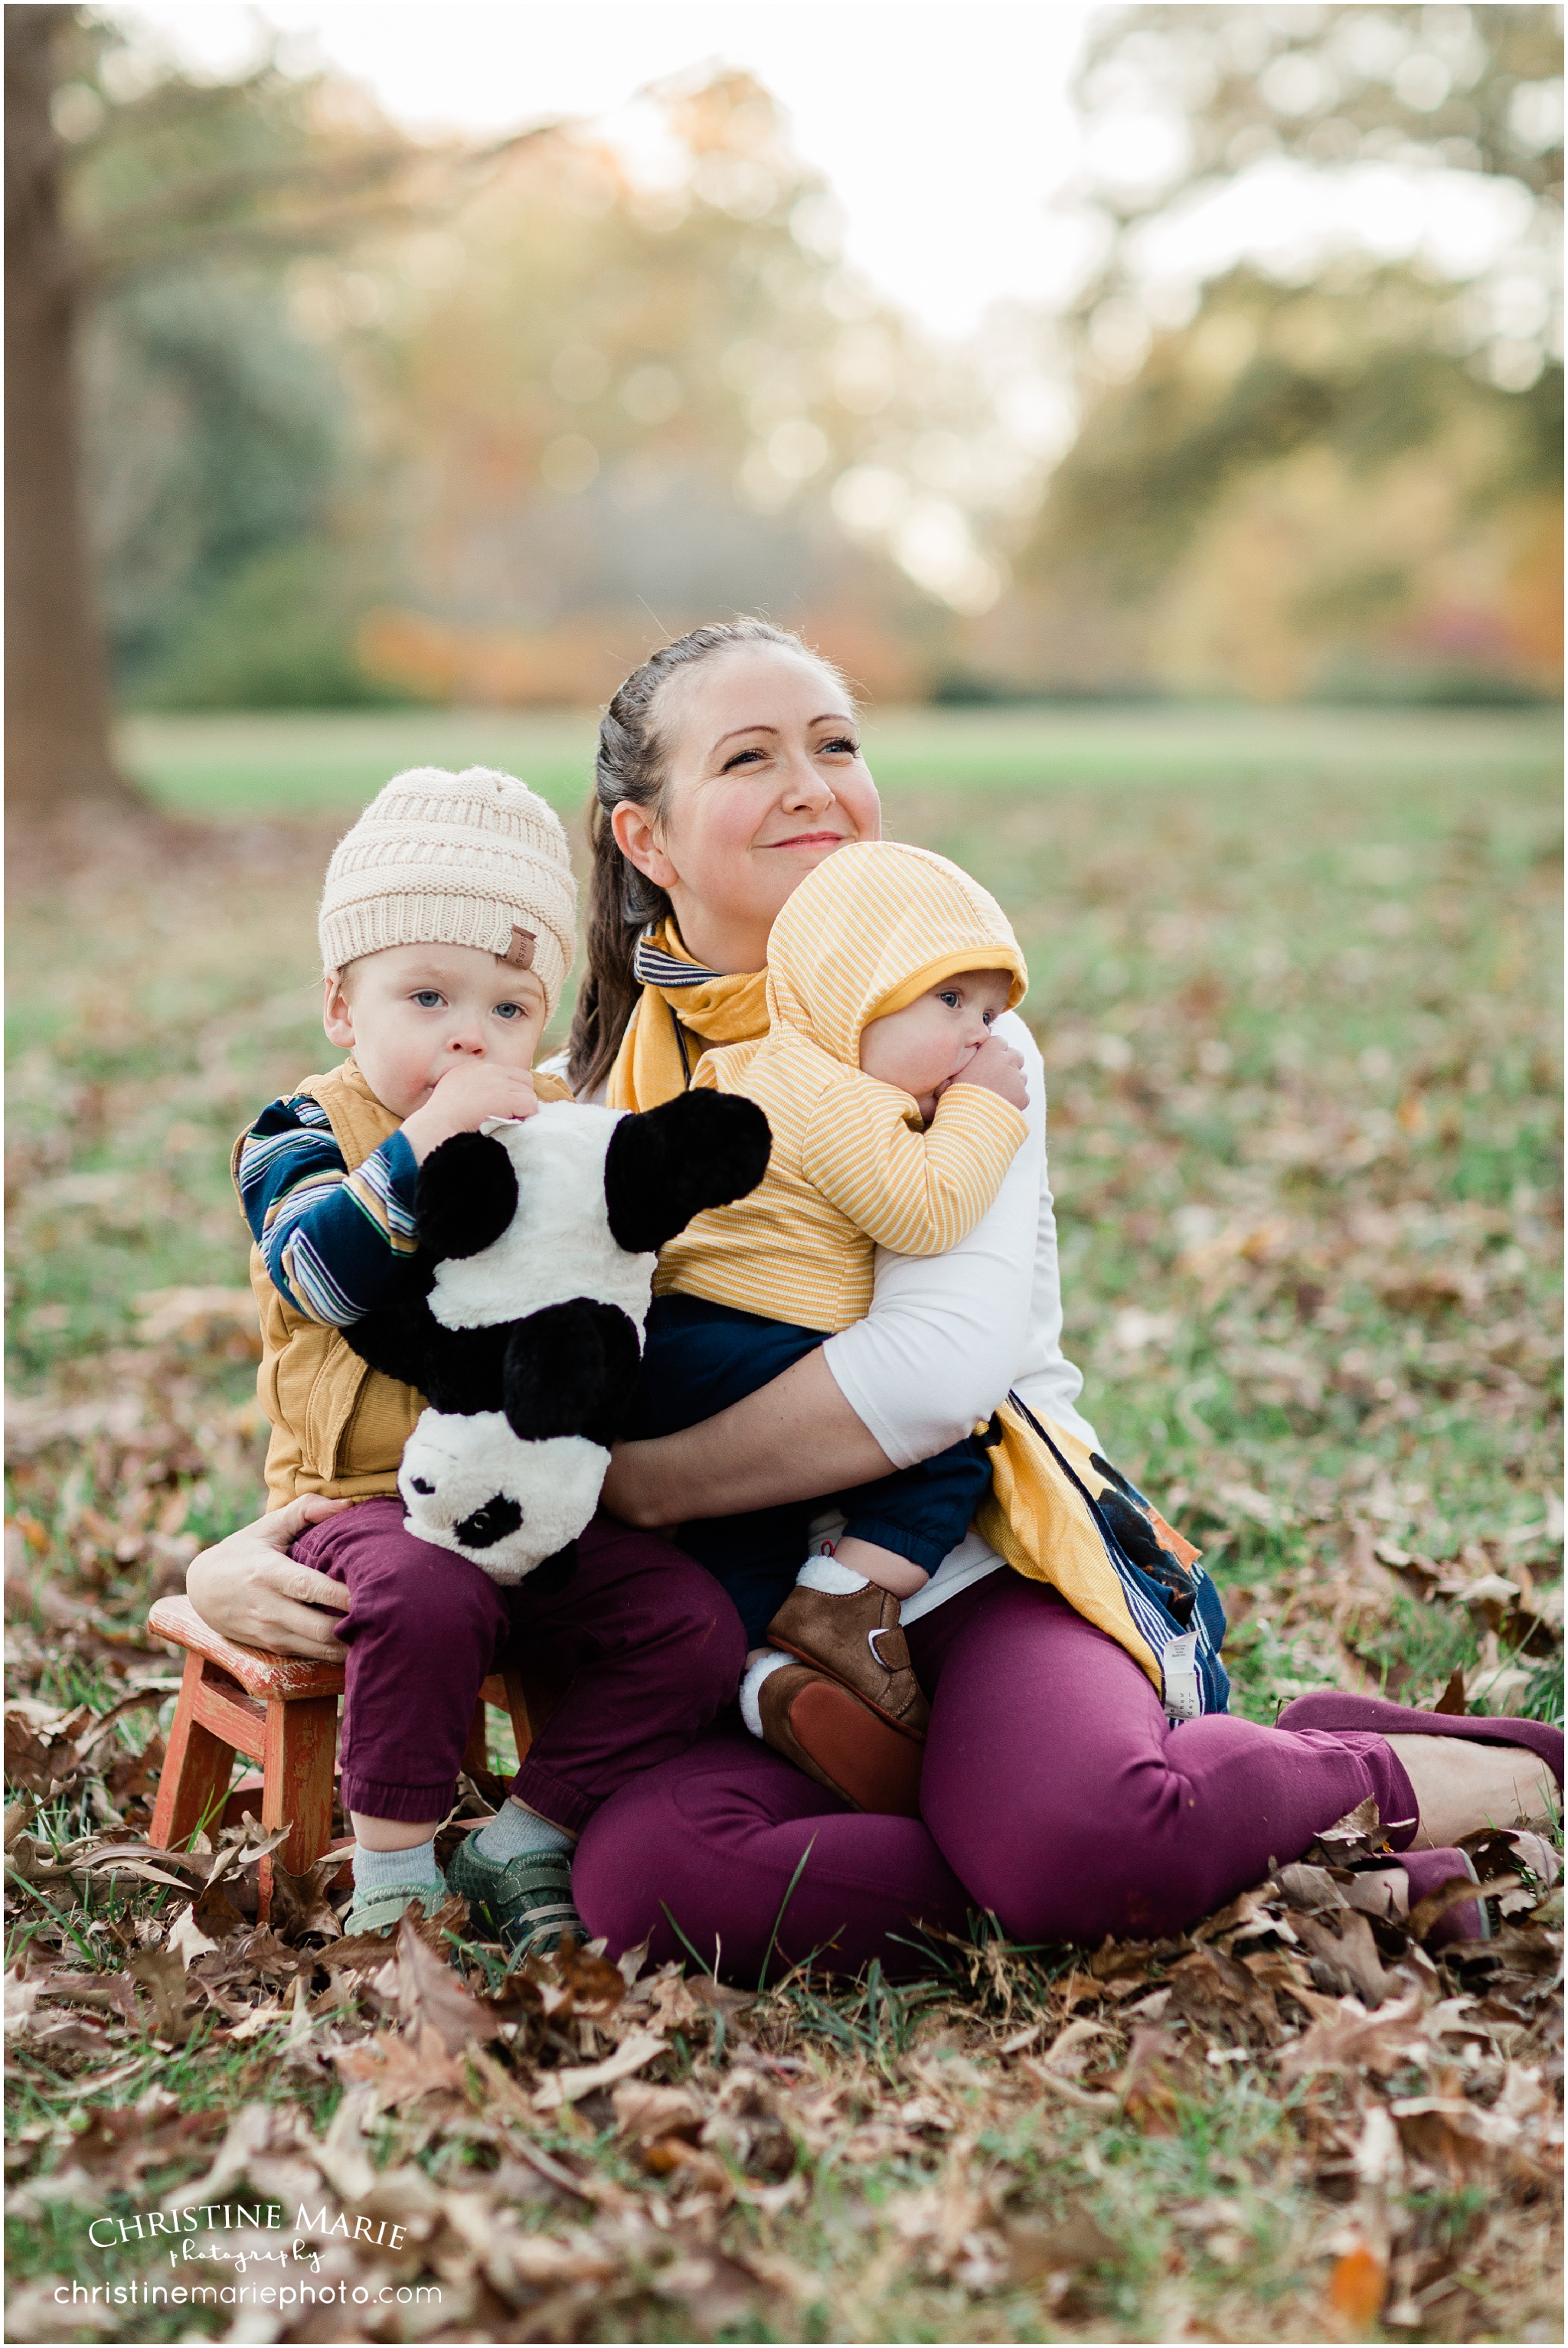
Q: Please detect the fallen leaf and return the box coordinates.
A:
[1293,1909,1400,2008]
[612,2079,704,2143]
[534,2030,667,2111]
[335,2023,472,2108]
[390,1915,498,2055]
[1433,1667,1467,1715]
[1328,2238,1387,2330]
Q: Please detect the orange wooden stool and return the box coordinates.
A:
[147,1594,536,1921]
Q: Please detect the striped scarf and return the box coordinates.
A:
[606,919,770,1111]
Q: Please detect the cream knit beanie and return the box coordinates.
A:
[318,767,577,1017]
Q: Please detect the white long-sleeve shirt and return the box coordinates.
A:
[822,1011,1097,1621]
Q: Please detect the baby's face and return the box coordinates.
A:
[858,968,1014,1121]
[323,942,547,1118]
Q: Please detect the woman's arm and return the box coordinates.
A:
[603,1015,1093,1527]
[600,1346,890,1527]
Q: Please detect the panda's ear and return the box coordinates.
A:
[603,1090,772,1256]
[414,1131,518,1262]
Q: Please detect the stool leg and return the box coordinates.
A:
[256,1694,339,1922]
[150,1652,235,1854]
[501,1667,534,1769]
[462,1702,491,1778]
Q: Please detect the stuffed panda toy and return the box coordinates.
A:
[342,1090,770,1584]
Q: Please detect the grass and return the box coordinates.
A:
[6,704,1562,2342]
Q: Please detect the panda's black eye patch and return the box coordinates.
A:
[456,1494,524,1549]
[408,1476,435,1495]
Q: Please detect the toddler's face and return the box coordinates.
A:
[323,942,548,1118]
[858,968,1014,1121]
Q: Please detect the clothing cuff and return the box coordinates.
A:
[373,1127,420,1210]
[935,1083,1030,1153]
[510,1754,598,1837]
[841,1514,952,1572]
[340,1770,456,1822]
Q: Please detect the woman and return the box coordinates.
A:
[192,620,1560,1981]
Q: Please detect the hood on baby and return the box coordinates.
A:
[764,840,1027,1067]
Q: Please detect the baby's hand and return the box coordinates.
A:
[401,1063,540,1161]
[944,1034,1028,1112]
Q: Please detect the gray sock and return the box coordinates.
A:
[352,1836,443,1894]
[474,1796,573,1863]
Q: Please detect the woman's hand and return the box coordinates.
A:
[185,1495,354,1660]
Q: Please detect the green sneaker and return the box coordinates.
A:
[341,1876,446,1937]
[446,1830,583,1958]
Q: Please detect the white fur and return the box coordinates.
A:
[398,1408,609,1585]
[795,1555,871,1595]
[428,1103,655,1333]
[740,1648,792,1739]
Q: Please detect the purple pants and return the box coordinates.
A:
[574,1572,1419,1979]
[292,1498,747,1830]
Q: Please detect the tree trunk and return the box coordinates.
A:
[5,8,139,813]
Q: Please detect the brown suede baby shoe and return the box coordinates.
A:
[758,1662,925,1816]
[766,1579,930,1739]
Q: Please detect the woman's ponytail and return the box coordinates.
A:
[568,618,846,1097]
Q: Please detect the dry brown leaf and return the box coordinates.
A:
[534,2029,666,2111]
[335,2023,472,2108]
[390,1915,498,2054]
[1279,1993,1430,2083]
[612,2079,704,2143]
[1293,1908,1400,2007]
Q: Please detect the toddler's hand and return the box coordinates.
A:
[401,1063,540,1160]
[945,1034,1028,1112]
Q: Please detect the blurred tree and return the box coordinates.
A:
[331,73,1011,705]
[977,3,1563,699]
[5,8,536,809]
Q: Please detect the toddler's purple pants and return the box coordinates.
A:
[574,1572,1419,1977]
[291,1498,747,1830]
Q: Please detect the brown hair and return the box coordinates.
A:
[567,619,854,1096]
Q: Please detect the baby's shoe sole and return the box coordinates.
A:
[343,1880,446,1938]
[446,1831,583,1958]
[760,1664,924,1817]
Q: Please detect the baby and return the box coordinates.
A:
[626,839,1031,1781]
[232,767,746,1951]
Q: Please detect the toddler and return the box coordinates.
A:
[625,839,1030,1772]
[233,768,746,1947]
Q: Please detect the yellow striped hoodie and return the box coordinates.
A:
[655,841,1030,1334]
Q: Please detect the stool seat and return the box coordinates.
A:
[148,1595,346,1700]
[146,1593,536,1921]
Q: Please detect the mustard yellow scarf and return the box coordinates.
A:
[606,917,769,1111]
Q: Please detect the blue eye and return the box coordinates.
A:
[494,1003,522,1021]
[939,991,961,1009]
[412,991,444,1009]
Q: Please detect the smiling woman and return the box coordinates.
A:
[567,619,880,1102]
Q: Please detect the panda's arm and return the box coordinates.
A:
[603,1091,771,1253]
[340,1289,436,1392]
[413,1131,520,1259]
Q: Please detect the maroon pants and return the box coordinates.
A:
[292,1499,747,1830]
[574,1572,1419,1978]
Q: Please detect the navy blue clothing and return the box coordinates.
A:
[626,1295,992,1644]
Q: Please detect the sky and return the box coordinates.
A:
[110,2,1539,345]
[108,2,1099,340]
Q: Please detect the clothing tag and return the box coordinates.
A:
[1161,1629,1201,1724]
[501,926,537,968]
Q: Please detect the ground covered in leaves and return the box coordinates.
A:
[6,709,1563,2343]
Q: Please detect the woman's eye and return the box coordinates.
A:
[412,991,444,1009]
[723,746,767,771]
[822,735,858,756]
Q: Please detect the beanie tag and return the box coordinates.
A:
[502,926,537,969]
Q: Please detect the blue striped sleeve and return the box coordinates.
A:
[235,1096,421,1325]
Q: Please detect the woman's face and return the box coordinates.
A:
[612,644,881,971]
